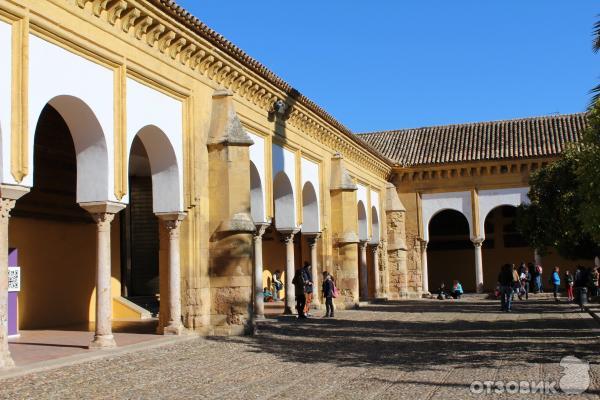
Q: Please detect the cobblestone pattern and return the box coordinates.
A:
[1,298,598,399]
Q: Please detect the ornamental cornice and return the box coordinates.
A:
[71,0,391,180]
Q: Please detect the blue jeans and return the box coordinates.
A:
[500,286,513,310]
[535,276,542,292]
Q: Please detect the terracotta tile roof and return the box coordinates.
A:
[357,113,588,167]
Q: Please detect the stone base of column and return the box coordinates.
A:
[283,306,294,315]
[254,314,265,320]
[0,351,15,369]
[89,334,117,349]
[162,323,185,336]
[476,284,485,294]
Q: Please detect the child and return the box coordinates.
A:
[322,274,335,317]
[263,287,273,302]
[452,280,463,299]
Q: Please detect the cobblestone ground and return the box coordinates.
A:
[1,297,599,399]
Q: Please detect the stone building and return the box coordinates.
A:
[0,0,590,368]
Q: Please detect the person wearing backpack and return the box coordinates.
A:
[322,273,335,318]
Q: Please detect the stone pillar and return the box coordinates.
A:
[307,233,321,306]
[421,240,429,294]
[253,223,269,319]
[359,241,368,299]
[157,213,186,335]
[0,185,29,368]
[80,201,126,349]
[329,154,360,308]
[472,238,484,293]
[207,89,256,334]
[595,256,600,268]
[282,229,299,314]
[385,183,409,299]
[370,244,380,298]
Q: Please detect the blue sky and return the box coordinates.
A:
[177,1,598,132]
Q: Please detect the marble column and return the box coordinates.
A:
[420,240,429,294]
[282,229,299,314]
[472,238,484,293]
[80,201,126,349]
[370,244,380,298]
[0,185,29,368]
[307,233,321,306]
[253,223,269,319]
[595,256,600,268]
[359,241,368,299]
[157,213,186,335]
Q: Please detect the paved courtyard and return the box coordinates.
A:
[0,297,598,399]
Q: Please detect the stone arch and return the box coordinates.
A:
[427,209,475,291]
[421,191,474,242]
[250,161,265,223]
[370,206,380,244]
[131,125,181,213]
[357,200,368,241]
[273,171,295,229]
[33,95,110,203]
[302,181,319,233]
[478,188,529,239]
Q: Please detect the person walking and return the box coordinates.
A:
[519,266,531,300]
[292,267,307,318]
[511,264,520,301]
[591,267,599,297]
[498,264,516,312]
[535,264,544,293]
[565,270,574,302]
[272,270,283,301]
[302,262,313,316]
[551,266,561,302]
[322,273,335,318]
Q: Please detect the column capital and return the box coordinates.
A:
[157,212,187,240]
[254,223,270,239]
[471,237,484,247]
[419,239,428,251]
[80,201,126,232]
[280,228,300,243]
[359,240,369,249]
[305,232,321,247]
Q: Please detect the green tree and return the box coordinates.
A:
[516,155,598,260]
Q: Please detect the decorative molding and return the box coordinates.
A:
[70,0,391,180]
[113,64,127,200]
[10,16,29,183]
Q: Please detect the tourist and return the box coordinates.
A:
[519,266,531,300]
[263,287,273,302]
[564,270,574,302]
[551,266,560,302]
[291,267,307,318]
[322,273,335,318]
[535,264,544,293]
[591,267,599,297]
[272,270,283,301]
[530,262,539,293]
[437,282,448,300]
[498,263,515,312]
[511,264,520,301]
[302,262,314,316]
[451,280,463,299]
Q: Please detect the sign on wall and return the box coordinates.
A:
[8,266,20,292]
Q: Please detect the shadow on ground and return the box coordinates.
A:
[209,299,600,372]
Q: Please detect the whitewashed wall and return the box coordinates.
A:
[478,187,529,239]
[249,132,266,222]
[0,21,11,184]
[301,157,320,232]
[421,191,474,241]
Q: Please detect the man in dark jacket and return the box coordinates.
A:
[292,268,306,318]
[498,263,516,312]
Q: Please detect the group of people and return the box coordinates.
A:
[497,261,600,312]
[436,280,464,300]
[263,263,339,318]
